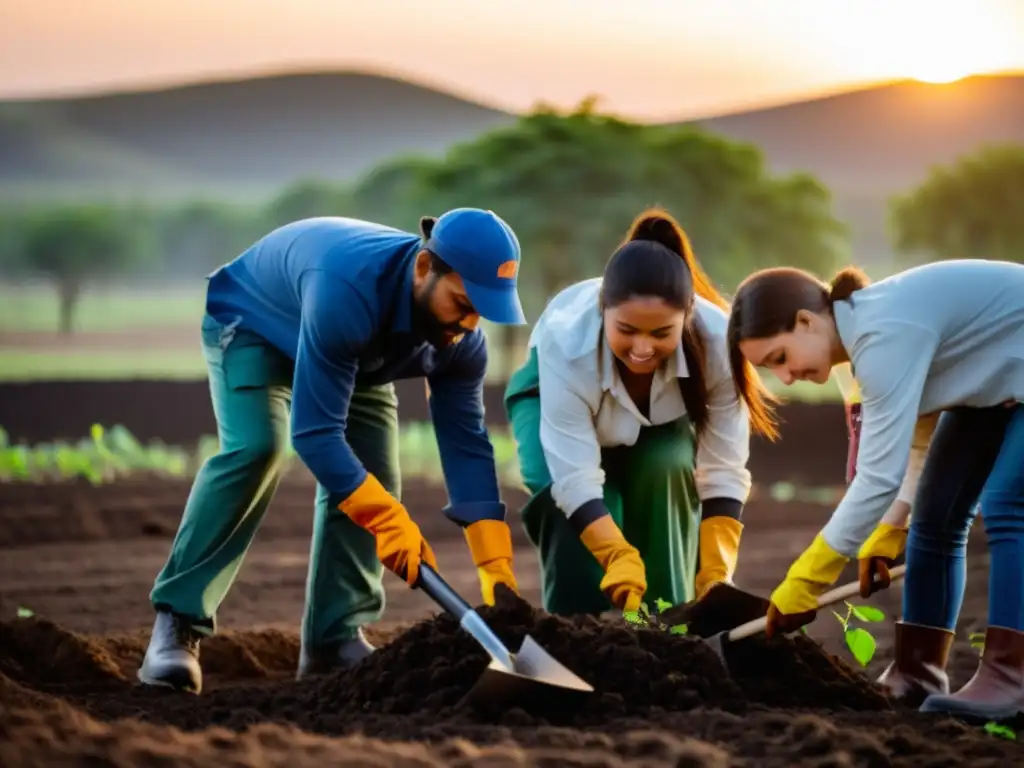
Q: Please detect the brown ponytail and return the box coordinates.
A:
[624,210,729,312]
[727,265,870,441]
[829,266,870,302]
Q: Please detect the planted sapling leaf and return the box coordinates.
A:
[849,605,885,623]
[845,627,876,667]
[832,601,884,666]
[984,722,1016,741]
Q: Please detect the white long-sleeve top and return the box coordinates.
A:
[528,278,752,518]
[822,259,1024,557]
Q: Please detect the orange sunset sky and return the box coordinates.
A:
[3,0,1023,120]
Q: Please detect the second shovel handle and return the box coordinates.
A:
[726,564,906,642]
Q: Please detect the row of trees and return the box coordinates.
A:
[2,99,1022,341]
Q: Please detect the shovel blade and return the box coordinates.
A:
[663,583,772,639]
[513,635,594,693]
[703,631,731,668]
[459,634,594,710]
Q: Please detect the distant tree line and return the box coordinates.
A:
[1,99,1021,349]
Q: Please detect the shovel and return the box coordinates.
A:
[660,582,774,639]
[414,563,595,709]
[694,564,906,667]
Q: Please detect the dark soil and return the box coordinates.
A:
[2,476,1019,766]
[4,588,1021,766]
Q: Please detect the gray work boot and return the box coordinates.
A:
[920,625,1024,721]
[137,610,203,694]
[296,627,376,679]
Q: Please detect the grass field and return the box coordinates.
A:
[0,350,208,381]
[0,282,843,401]
[0,282,204,332]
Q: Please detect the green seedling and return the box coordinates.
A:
[16,606,34,618]
[969,631,985,652]
[832,601,885,667]
[984,722,1016,741]
[623,598,688,635]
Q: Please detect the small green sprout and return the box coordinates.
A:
[623,609,644,626]
[984,722,1016,741]
[969,631,986,652]
[832,601,885,667]
[623,598,689,635]
[16,606,34,618]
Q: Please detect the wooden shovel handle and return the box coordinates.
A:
[726,564,907,642]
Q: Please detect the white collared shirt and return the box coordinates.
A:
[527,278,752,518]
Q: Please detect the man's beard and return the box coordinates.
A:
[411,276,464,348]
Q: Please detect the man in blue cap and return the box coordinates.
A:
[137,209,527,694]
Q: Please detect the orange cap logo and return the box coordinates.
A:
[497,260,518,279]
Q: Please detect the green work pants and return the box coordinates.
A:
[504,347,701,616]
[150,314,399,650]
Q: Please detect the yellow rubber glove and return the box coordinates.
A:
[338,473,438,586]
[767,533,849,637]
[579,515,647,612]
[464,519,519,605]
[694,516,744,600]
[856,522,907,598]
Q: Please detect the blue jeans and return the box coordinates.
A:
[904,405,1024,631]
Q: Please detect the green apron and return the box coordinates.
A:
[504,347,702,616]
[150,313,396,652]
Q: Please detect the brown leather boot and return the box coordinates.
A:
[876,621,954,706]
[920,625,1024,720]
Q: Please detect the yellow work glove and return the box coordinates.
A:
[766,533,849,638]
[694,516,744,600]
[338,473,438,587]
[464,519,519,605]
[579,515,647,612]
[856,522,906,598]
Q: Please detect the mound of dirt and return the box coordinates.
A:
[3,588,1023,766]
[293,585,890,730]
[0,617,127,687]
[3,588,889,735]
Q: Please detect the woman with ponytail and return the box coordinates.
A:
[504,208,774,617]
[727,259,1024,721]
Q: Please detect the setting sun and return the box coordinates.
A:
[846,1,1017,89]
[911,67,971,85]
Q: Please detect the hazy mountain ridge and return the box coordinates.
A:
[2,71,1022,261]
[0,73,517,193]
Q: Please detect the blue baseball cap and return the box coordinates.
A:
[422,207,526,325]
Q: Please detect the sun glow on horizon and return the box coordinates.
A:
[910,68,972,85]
[847,2,1017,90]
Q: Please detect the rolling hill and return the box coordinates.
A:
[0,72,516,199]
[2,70,1022,260]
[692,75,1024,259]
